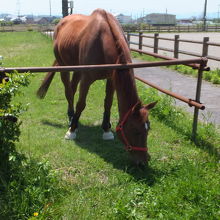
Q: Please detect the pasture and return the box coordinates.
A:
[0,32,220,219]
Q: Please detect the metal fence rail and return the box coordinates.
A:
[1,57,208,140]
[0,58,206,73]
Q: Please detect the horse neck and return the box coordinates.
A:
[114,68,140,119]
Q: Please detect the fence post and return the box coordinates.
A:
[138,32,143,54]
[174,35,179,59]
[202,37,209,57]
[154,33,159,53]
[127,32,130,48]
[192,64,205,141]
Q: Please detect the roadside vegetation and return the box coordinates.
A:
[0,32,219,219]
[132,51,220,84]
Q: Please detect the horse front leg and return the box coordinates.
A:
[102,79,115,140]
[65,78,92,140]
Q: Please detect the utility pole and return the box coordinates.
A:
[49,0,51,17]
[203,0,207,31]
[16,0,21,17]
[69,1,74,15]
[218,4,220,23]
[62,0,68,17]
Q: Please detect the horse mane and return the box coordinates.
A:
[96,9,140,112]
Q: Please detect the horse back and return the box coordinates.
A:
[54,9,130,80]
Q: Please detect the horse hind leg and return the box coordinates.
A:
[60,71,74,124]
[68,72,81,122]
[102,79,114,140]
[65,78,92,140]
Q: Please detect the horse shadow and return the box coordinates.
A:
[63,123,172,186]
[41,119,183,186]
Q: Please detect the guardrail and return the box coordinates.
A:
[1,57,208,140]
[127,32,220,63]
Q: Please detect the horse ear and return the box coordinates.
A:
[132,102,142,116]
[144,101,158,110]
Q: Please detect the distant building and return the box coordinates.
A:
[115,14,132,24]
[144,13,176,26]
[177,19,193,25]
[34,16,55,24]
[26,16,34,24]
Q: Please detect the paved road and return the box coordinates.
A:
[130,32,220,70]
[133,58,220,126]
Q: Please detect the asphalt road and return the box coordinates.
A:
[130,32,220,70]
[133,58,220,126]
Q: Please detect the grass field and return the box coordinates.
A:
[1,32,220,219]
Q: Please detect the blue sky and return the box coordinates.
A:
[1,0,219,18]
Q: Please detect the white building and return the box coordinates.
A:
[115,14,132,24]
[145,13,176,26]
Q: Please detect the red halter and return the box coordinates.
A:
[116,102,148,152]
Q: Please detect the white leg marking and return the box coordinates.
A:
[65,129,76,140]
[102,131,114,140]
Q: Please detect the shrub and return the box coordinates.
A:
[52,18,61,25]
[212,74,220,84]
[122,23,140,32]
[203,71,212,81]
[0,72,62,219]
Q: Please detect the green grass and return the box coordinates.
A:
[1,32,220,219]
[132,51,220,84]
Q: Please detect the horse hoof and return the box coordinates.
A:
[65,130,76,140]
[102,131,114,140]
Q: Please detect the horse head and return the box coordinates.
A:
[116,101,157,166]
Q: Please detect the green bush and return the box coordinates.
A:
[212,73,220,84]
[122,23,140,32]
[52,18,61,25]
[0,72,30,182]
[203,71,212,81]
[0,72,62,219]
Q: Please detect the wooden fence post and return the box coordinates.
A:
[202,37,209,57]
[127,32,130,48]
[174,35,179,59]
[138,32,143,53]
[154,33,159,53]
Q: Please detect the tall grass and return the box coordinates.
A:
[0,32,219,219]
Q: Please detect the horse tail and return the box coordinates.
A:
[36,60,57,99]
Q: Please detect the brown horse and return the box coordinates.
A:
[37,9,157,165]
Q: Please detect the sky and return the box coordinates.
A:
[1,0,219,18]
